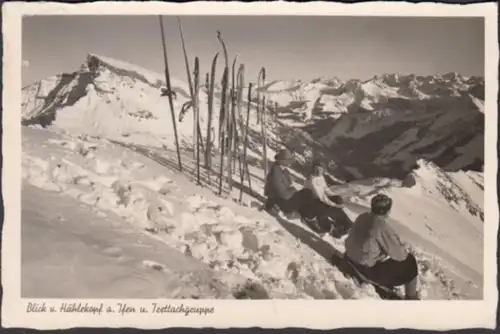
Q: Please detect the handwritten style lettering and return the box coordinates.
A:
[26,302,47,313]
[151,303,215,316]
[59,302,104,315]
[117,303,136,315]
[25,301,215,316]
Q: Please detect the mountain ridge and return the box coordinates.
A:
[21,52,484,182]
[23,52,484,96]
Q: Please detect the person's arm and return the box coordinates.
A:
[324,173,346,186]
[330,175,346,185]
[310,177,341,207]
[272,167,295,200]
[324,186,337,197]
[377,224,408,261]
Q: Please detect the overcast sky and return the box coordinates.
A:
[22,15,484,86]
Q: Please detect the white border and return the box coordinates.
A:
[2,1,498,330]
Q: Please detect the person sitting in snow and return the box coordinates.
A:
[304,159,344,209]
[344,193,420,300]
[263,148,309,219]
[301,160,352,237]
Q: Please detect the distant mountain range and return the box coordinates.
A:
[22,53,484,181]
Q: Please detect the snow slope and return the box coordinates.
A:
[22,126,483,299]
[21,54,484,300]
[22,182,241,299]
[22,127,375,299]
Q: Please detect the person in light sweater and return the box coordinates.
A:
[344,193,420,300]
[304,160,344,209]
[300,160,352,237]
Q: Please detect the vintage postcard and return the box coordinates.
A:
[2,1,498,330]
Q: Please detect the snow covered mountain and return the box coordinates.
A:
[22,53,484,182]
[254,73,484,122]
[22,53,216,149]
[250,74,484,181]
[20,53,485,300]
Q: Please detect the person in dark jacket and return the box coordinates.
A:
[263,149,310,218]
[344,193,420,300]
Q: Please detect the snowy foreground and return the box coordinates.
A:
[22,126,483,300]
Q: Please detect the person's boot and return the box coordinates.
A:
[283,211,301,220]
[264,206,279,216]
[302,216,321,232]
[404,278,421,300]
[405,293,421,300]
[262,200,277,214]
[327,224,338,238]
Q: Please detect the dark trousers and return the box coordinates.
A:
[300,197,352,237]
[265,188,311,214]
[350,253,419,288]
[320,205,353,237]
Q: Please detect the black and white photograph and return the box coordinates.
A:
[2,1,497,330]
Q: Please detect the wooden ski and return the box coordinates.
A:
[217,31,229,141]
[258,67,268,176]
[193,57,201,185]
[235,64,245,191]
[205,52,219,170]
[217,67,229,196]
[226,55,239,191]
[158,16,182,172]
[177,17,206,160]
[239,82,253,203]
[177,17,197,159]
[217,31,230,196]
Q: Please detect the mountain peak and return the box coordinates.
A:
[82,53,192,95]
[83,53,166,89]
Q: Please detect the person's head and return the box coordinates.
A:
[274,149,294,166]
[311,160,326,176]
[370,193,393,216]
